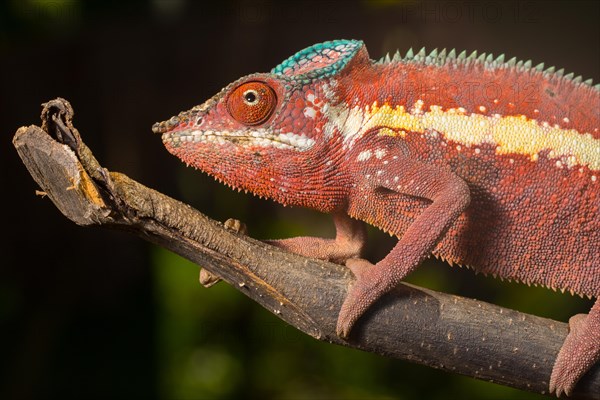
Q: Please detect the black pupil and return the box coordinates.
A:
[245,91,257,103]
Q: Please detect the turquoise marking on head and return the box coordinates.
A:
[271,40,364,82]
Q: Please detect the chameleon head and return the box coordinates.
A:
[153,40,368,209]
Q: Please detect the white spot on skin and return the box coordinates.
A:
[303,107,316,119]
[474,148,481,154]
[412,99,425,114]
[592,175,597,182]
[277,132,315,150]
[321,79,338,101]
[357,150,372,161]
[375,148,387,159]
[478,105,487,112]
[326,104,366,148]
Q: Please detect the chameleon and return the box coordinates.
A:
[152,39,599,396]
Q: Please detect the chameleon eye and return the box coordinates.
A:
[227,81,277,125]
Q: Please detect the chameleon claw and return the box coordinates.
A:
[224,218,248,234]
[336,280,358,337]
[336,317,353,339]
[199,268,221,288]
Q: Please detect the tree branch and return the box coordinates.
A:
[13,98,599,399]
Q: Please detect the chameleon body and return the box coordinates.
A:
[153,40,599,396]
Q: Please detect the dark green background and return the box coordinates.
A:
[1,1,598,399]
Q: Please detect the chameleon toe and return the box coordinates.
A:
[549,300,600,396]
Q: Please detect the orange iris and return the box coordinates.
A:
[227,81,277,125]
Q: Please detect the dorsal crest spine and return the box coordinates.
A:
[373,45,598,90]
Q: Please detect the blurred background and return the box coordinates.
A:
[1,1,598,399]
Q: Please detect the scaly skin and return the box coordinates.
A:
[153,40,599,396]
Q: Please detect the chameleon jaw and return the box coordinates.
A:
[162,128,316,151]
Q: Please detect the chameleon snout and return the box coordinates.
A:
[152,115,181,134]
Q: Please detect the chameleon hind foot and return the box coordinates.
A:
[549,300,600,396]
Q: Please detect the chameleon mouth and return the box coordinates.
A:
[162,129,315,151]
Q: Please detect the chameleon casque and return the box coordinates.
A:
[153,40,599,396]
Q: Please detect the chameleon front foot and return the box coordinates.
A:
[336,258,386,338]
[549,300,600,397]
[265,212,366,264]
[199,218,249,288]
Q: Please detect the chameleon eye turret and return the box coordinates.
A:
[227,81,277,125]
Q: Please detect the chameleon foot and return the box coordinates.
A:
[265,212,366,263]
[549,300,600,396]
[223,218,248,235]
[199,218,249,288]
[336,259,384,338]
[199,269,221,288]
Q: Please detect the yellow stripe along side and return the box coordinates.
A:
[361,102,600,172]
